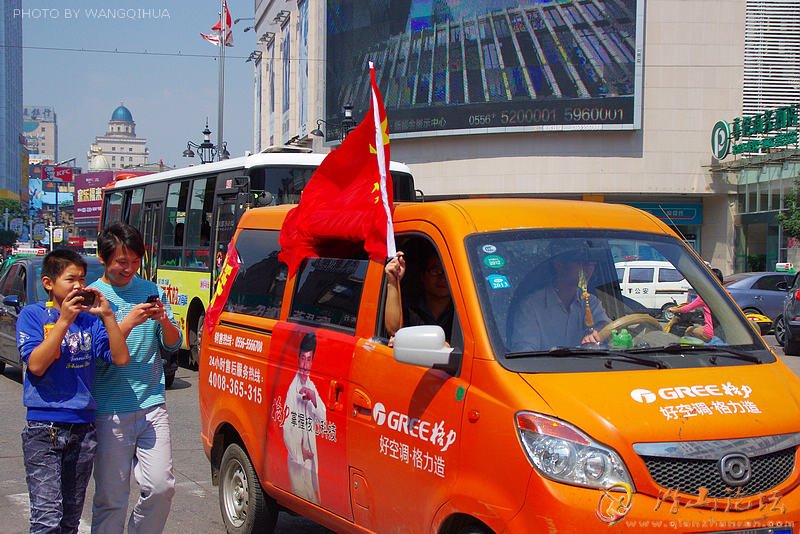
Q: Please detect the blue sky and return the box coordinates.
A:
[21,1,255,169]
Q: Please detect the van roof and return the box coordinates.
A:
[237,198,671,235]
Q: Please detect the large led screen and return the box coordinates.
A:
[325,0,643,140]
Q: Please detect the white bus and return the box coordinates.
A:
[100,146,415,368]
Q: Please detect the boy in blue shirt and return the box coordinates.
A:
[17,249,129,534]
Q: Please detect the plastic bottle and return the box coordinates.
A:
[43,301,57,341]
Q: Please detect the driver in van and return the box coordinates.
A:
[508,244,610,352]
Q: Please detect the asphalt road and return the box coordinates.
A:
[0,338,798,533]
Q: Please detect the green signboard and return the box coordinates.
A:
[711,104,800,159]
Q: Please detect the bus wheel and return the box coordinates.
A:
[189,313,204,369]
[219,443,277,534]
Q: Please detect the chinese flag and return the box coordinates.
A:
[279,62,395,276]
[204,242,240,336]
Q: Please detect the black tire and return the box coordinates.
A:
[660,303,675,321]
[454,519,492,534]
[188,313,205,369]
[164,370,175,389]
[0,361,5,374]
[786,330,800,356]
[219,443,277,534]
[774,315,786,346]
[742,307,761,315]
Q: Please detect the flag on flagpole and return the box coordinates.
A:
[201,0,234,47]
[279,62,395,276]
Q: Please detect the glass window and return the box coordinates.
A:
[185,177,216,269]
[753,275,785,291]
[467,230,767,373]
[224,229,287,319]
[129,188,144,229]
[629,268,653,284]
[658,268,684,283]
[103,190,125,225]
[289,258,368,333]
[161,181,190,267]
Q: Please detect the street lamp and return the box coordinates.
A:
[310,104,357,142]
[183,120,229,164]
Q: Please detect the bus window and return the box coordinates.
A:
[104,190,125,225]
[186,177,216,269]
[161,181,190,267]
[129,188,144,229]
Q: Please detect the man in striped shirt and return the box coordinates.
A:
[90,223,183,533]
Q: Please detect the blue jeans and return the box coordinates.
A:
[22,421,97,534]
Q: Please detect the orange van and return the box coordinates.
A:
[199,199,800,533]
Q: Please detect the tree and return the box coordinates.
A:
[0,199,23,216]
[778,179,800,238]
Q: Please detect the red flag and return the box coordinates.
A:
[204,242,240,336]
[201,0,234,47]
[279,62,394,276]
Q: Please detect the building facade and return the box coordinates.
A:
[0,0,23,200]
[23,105,57,163]
[253,0,743,272]
[87,104,149,170]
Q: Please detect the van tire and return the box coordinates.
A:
[219,443,277,534]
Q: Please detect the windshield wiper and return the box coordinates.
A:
[506,346,668,369]
[631,344,762,364]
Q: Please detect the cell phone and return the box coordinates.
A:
[146,294,160,303]
[76,290,96,307]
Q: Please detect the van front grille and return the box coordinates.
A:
[641,447,795,498]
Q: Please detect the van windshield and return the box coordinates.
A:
[466,229,773,373]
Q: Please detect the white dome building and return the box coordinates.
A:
[86,103,149,169]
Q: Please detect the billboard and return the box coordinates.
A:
[73,171,114,225]
[325,0,643,140]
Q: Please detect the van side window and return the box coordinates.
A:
[629,267,653,284]
[658,268,684,283]
[381,235,462,347]
[289,258,369,333]
[223,229,287,319]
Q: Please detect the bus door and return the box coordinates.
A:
[140,201,162,282]
[211,194,240,292]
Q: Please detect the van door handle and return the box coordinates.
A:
[328,380,344,411]
[352,388,372,418]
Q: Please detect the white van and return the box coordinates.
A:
[615,260,691,317]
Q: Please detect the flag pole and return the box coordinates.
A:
[216,0,226,161]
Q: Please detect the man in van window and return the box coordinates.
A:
[508,244,610,352]
[384,246,454,342]
[283,332,326,504]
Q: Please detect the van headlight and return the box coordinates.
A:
[515,411,633,490]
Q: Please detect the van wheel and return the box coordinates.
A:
[188,313,204,370]
[660,303,675,321]
[219,443,277,534]
[454,519,492,534]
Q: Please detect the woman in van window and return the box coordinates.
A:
[384,246,454,343]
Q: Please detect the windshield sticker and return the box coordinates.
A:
[483,255,505,268]
[481,244,497,254]
[487,274,510,289]
[630,384,759,420]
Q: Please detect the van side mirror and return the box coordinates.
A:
[393,325,454,372]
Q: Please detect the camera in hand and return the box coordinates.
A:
[146,294,160,303]
[77,290,96,307]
